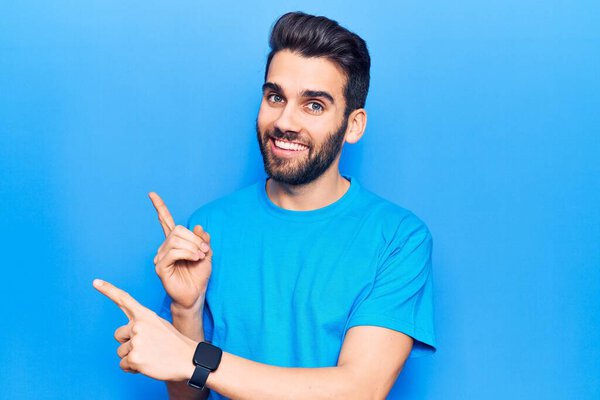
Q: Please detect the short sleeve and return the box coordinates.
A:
[156,209,214,342]
[345,215,437,358]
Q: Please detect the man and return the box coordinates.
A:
[94,11,437,399]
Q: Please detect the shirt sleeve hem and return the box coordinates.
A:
[345,313,437,358]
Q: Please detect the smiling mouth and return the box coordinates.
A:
[269,136,310,152]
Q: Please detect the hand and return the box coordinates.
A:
[149,192,212,311]
[93,279,197,381]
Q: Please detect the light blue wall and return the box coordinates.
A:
[1,1,598,399]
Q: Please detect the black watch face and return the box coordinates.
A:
[194,342,223,370]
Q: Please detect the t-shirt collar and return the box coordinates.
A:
[258,174,360,222]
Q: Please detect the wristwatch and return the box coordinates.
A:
[187,341,223,391]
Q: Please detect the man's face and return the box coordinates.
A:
[256,49,349,185]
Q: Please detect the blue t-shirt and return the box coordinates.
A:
[160,175,437,395]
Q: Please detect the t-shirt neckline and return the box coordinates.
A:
[257,175,360,222]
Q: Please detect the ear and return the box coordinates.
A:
[344,108,367,144]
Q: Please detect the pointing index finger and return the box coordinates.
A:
[148,192,176,238]
[93,279,144,320]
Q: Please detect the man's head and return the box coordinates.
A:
[256,12,370,186]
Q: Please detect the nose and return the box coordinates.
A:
[273,101,302,134]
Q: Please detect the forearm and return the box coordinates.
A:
[206,352,367,400]
[166,304,208,400]
[164,303,367,400]
[170,303,204,341]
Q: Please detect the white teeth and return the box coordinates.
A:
[274,139,308,151]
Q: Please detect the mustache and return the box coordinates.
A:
[267,128,311,147]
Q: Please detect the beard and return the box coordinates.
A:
[256,116,349,186]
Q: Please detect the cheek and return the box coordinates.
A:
[257,103,276,131]
[306,116,339,141]
[308,118,331,133]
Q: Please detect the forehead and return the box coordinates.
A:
[266,49,346,102]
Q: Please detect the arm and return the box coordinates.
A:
[203,325,413,400]
[94,281,414,400]
[166,304,209,400]
[190,221,432,399]
[146,193,214,399]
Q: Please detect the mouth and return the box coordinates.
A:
[269,136,310,157]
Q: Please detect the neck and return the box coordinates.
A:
[266,166,350,211]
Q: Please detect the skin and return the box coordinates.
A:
[94,50,414,400]
[149,191,212,312]
[257,49,367,211]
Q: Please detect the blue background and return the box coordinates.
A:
[1,1,598,399]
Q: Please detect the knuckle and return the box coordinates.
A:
[166,231,176,243]
[156,254,168,266]
[165,248,178,260]
[170,236,183,248]
[128,351,140,365]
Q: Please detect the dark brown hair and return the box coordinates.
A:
[265,11,371,117]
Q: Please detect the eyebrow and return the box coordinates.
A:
[262,81,335,105]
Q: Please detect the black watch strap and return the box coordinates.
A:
[187,365,211,391]
[187,341,223,391]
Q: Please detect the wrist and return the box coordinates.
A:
[171,296,204,318]
[186,341,223,391]
[178,339,199,381]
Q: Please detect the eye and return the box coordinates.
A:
[307,102,324,114]
[267,93,284,103]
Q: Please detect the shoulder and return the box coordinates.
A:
[187,181,261,228]
[356,185,432,243]
[355,187,433,270]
